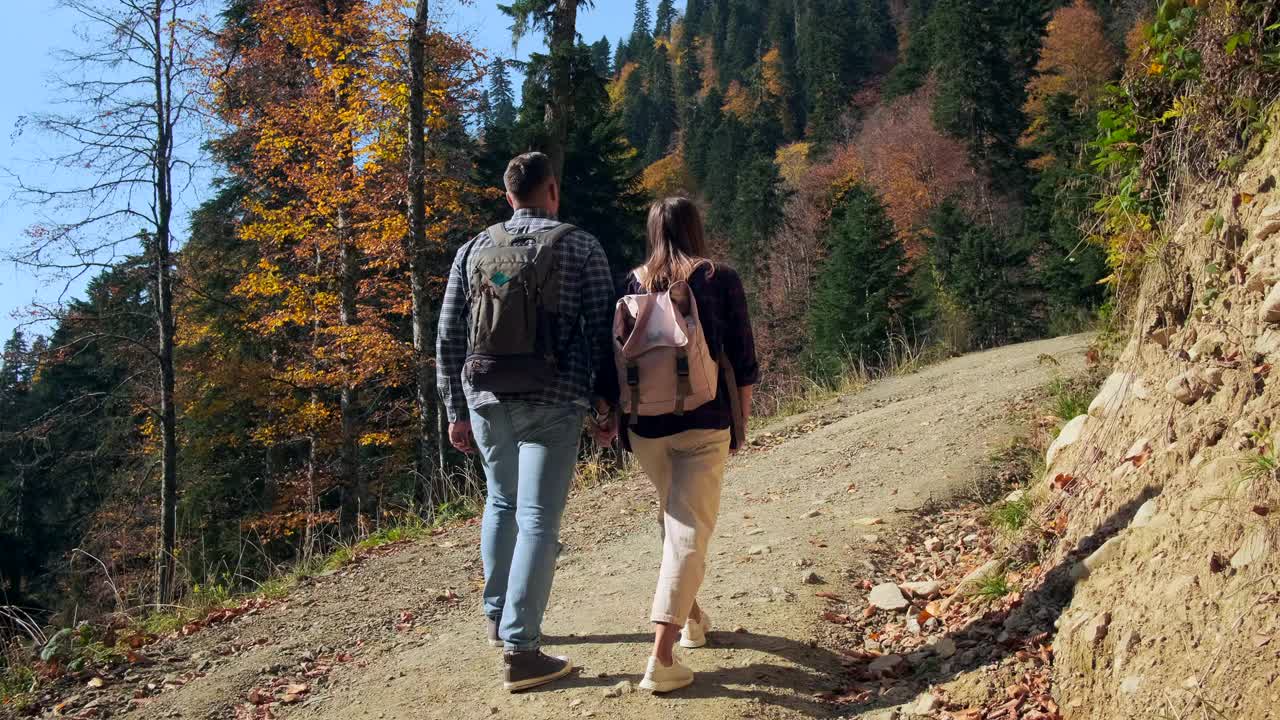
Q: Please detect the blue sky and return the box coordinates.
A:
[0,0,668,344]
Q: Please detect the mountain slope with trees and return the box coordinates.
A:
[8,2,1271,712]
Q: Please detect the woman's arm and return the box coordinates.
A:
[739,384,754,427]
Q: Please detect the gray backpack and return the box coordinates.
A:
[463,222,576,393]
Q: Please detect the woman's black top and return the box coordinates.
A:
[595,263,760,445]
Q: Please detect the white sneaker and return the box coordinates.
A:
[638,654,694,693]
[679,611,711,649]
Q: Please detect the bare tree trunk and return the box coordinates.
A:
[407,0,447,507]
[151,0,179,606]
[337,200,362,530]
[546,0,579,180]
[332,28,364,530]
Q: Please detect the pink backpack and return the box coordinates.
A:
[613,280,719,420]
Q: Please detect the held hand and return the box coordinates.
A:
[589,409,618,448]
[449,421,476,455]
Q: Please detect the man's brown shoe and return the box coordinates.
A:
[503,649,573,692]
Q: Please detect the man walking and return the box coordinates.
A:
[437,152,614,691]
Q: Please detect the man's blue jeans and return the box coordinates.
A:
[471,402,583,652]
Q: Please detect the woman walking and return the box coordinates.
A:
[593,197,759,692]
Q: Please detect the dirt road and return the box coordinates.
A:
[130,334,1088,720]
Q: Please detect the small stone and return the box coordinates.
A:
[1231,528,1270,569]
[747,545,771,556]
[804,509,821,518]
[923,537,943,552]
[87,677,105,688]
[1074,536,1124,580]
[956,559,1004,596]
[1004,488,1026,503]
[932,637,957,658]
[1131,498,1158,528]
[603,680,633,698]
[913,692,942,714]
[962,533,979,547]
[569,699,584,708]
[1120,676,1143,694]
[733,626,748,634]
[861,534,880,544]
[1254,203,1280,244]
[1088,613,1112,644]
[868,654,905,675]
[1047,414,1089,466]
[854,517,883,526]
[745,528,766,536]
[906,651,931,666]
[1166,370,1210,405]
[868,583,910,611]
[900,580,943,598]
[802,571,822,585]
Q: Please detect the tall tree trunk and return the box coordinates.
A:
[337,201,362,529]
[546,0,579,180]
[407,0,447,506]
[151,0,179,606]
[333,35,364,530]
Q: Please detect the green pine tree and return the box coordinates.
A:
[589,36,612,78]
[928,0,1048,187]
[620,62,653,154]
[808,186,913,377]
[922,200,1037,348]
[487,58,518,131]
[645,44,677,163]
[654,0,676,38]
[630,0,653,65]
[883,0,936,99]
[728,142,786,287]
[508,44,647,274]
[798,0,895,144]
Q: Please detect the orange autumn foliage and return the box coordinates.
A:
[722,80,757,119]
[1025,0,1119,120]
[857,82,974,248]
[197,0,482,538]
[641,153,693,199]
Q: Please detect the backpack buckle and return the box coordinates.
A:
[675,356,690,377]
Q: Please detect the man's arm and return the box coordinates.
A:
[436,241,472,425]
[581,241,618,406]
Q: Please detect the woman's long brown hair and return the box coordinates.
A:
[636,197,713,292]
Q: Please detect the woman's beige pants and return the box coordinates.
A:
[628,428,732,626]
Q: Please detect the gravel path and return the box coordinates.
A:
[129,334,1088,720]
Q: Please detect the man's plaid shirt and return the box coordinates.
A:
[436,208,615,423]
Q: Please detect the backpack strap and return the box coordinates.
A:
[489,222,578,248]
[626,363,641,427]
[718,350,745,449]
[487,223,513,246]
[673,348,691,416]
[535,223,577,247]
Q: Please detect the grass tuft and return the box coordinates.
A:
[974,573,1012,601]
[1046,375,1091,422]
[989,496,1034,534]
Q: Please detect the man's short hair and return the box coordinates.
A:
[504,152,555,202]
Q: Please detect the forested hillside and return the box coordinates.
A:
[0,0,1179,635]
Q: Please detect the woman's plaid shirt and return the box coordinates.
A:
[435,208,615,423]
